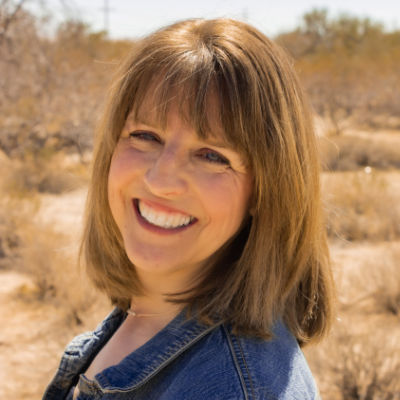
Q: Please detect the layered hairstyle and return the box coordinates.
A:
[81,18,335,345]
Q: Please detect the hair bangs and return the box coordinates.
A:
[122,46,252,163]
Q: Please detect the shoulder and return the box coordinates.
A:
[220,321,320,400]
[178,320,319,400]
[163,317,319,400]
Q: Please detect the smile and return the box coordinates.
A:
[135,199,196,230]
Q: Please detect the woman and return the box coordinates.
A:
[43,18,335,400]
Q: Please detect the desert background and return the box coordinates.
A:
[0,1,399,399]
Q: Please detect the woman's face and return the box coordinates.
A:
[108,104,253,281]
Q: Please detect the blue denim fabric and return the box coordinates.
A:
[43,308,320,400]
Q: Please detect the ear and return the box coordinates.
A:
[249,206,255,217]
[248,194,256,217]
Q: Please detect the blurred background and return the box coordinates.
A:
[0,0,399,398]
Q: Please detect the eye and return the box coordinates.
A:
[129,131,161,142]
[198,149,230,166]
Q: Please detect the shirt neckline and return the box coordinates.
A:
[87,307,221,392]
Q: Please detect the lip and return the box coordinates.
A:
[138,198,193,217]
[133,199,197,235]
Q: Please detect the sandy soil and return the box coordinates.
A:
[0,271,110,399]
[0,278,67,399]
[36,187,88,235]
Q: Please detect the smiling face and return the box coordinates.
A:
[107,102,253,284]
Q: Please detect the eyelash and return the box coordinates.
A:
[128,131,230,166]
[129,131,160,142]
[197,149,230,165]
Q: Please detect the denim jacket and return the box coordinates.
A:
[43,307,320,400]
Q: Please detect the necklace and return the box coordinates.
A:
[126,307,162,317]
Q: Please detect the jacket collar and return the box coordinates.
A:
[92,307,221,392]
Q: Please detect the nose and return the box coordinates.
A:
[144,147,188,198]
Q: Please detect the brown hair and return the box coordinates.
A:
[81,18,335,345]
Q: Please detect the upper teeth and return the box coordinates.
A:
[138,201,194,229]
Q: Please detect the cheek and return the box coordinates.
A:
[195,171,252,222]
[107,148,137,216]
[108,145,149,190]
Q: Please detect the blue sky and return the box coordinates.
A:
[35,0,399,38]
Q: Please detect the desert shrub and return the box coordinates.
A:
[340,245,400,317]
[307,317,400,400]
[15,219,99,325]
[366,246,400,317]
[323,171,400,241]
[306,243,400,399]
[2,155,88,197]
[0,4,132,163]
[328,329,400,399]
[36,171,81,194]
[0,168,38,267]
[319,135,400,171]
[278,9,400,132]
[0,203,22,267]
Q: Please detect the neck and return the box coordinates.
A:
[130,266,198,318]
[129,295,181,316]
